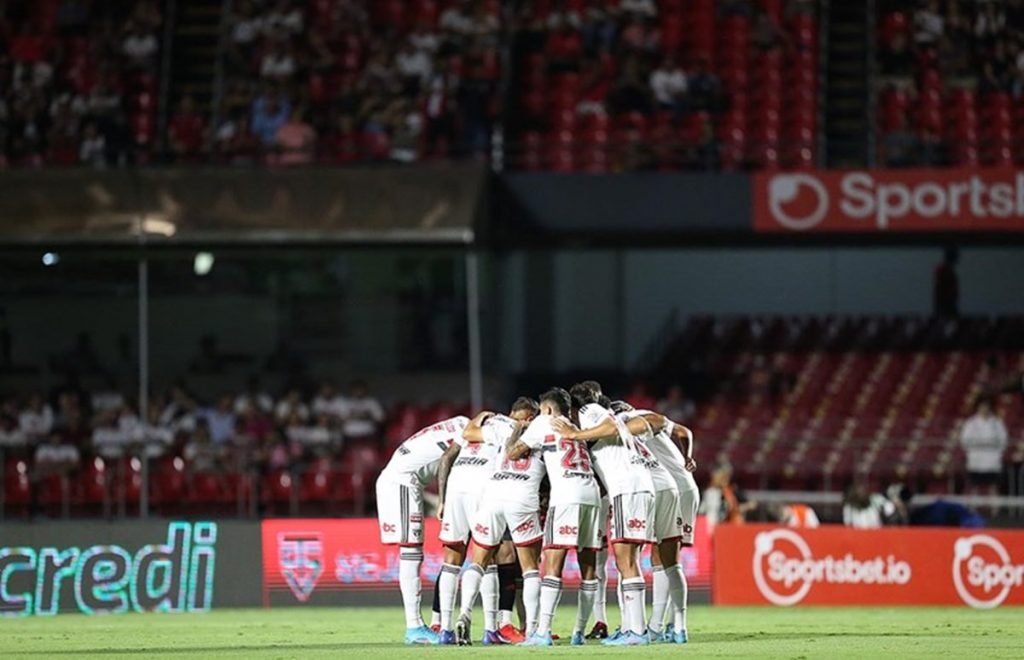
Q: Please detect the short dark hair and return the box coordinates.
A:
[570,382,598,408]
[581,380,603,394]
[511,396,540,416]
[597,394,613,408]
[540,387,571,415]
[610,400,633,414]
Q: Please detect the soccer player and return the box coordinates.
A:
[435,400,539,645]
[375,415,470,644]
[504,387,602,647]
[611,400,696,644]
[454,399,548,645]
[554,383,658,646]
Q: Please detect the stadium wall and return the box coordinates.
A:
[496,246,1024,372]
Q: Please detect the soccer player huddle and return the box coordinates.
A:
[374,380,699,647]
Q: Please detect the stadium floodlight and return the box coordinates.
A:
[193,252,215,276]
[41,252,60,266]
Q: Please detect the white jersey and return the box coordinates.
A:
[380,416,469,486]
[446,414,509,496]
[617,411,676,493]
[578,403,654,497]
[520,414,599,506]
[634,410,699,493]
[484,416,546,508]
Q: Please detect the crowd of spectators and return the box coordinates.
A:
[194,0,502,165]
[878,0,1024,167]
[0,378,385,486]
[510,0,817,171]
[0,0,162,169]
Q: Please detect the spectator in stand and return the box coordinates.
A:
[608,56,652,115]
[842,484,896,529]
[202,395,237,445]
[771,502,820,528]
[184,419,222,475]
[121,21,158,71]
[0,413,27,452]
[338,380,384,445]
[168,95,206,161]
[465,0,500,46]
[272,107,315,165]
[79,121,108,168]
[688,58,722,112]
[395,40,433,96]
[227,0,265,73]
[251,89,291,146]
[235,376,274,415]
[650,54,688,113]
[974,2,1006,51]
[33,431,81,479]
[19,394,54,443]
[982,40,1013,93]
[580,1,617,55]
[91,409,128,459]
[264,0,304,37]
[657,385,695,423]
[389,98,425,162]
[440,0,473,45]
[882,112,920,167]
[260,40,297,82]
[619,0,657,20]
[880,31,915,76]
[423,57,458,157]
[959,396,1008,496]
[322,112,359,163]
[275,389,309,425]
[933,247,959,318]
[913,0,944,48]
[215,114,260,164]
[312,382,342,418]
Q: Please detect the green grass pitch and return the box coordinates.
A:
[3,605,1022,659]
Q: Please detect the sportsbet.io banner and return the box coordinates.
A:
[713,524,1024,609]
[754,168,1024,233]
[261,517,711,606]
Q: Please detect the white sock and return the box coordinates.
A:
[438,563,461,631]
[593,549,608,623]
[537,576,562,635]
[575,579,599,634]
[481,565,499,632]
[616,576,624,628]
[458,564,485,622]
[671,564,688,631]
[621,576,646,635]
[430,610,440,627]
[399,547,425,628]
[650,566,668,633]
[522,569,541,636]
[500,609,514,626]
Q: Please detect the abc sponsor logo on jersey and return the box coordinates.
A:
[752,529,911,606]
[515,519,536,534]
[559,525,579,536]
[763,171,1024,231]
[627,518,646,530]
[952,534,1024,609]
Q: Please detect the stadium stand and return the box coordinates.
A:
[2,315,1022,519]
[876,0,1024,167]
[0,0,163,168]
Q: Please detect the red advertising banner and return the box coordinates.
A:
[713,524,1024,608]
[753,169,1024,233]
[261,516,711,605]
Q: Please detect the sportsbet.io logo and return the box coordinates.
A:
[767,174,829,230]
[953,534,1024,609]
[752,529,911,606]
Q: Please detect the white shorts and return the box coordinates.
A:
[439,492,478,547]
[471,499,543,549]
[677,482,700,546]
[375,476,424,546]
[608,491,656,545]
[653,488,683,542]
[543,503,601,551]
